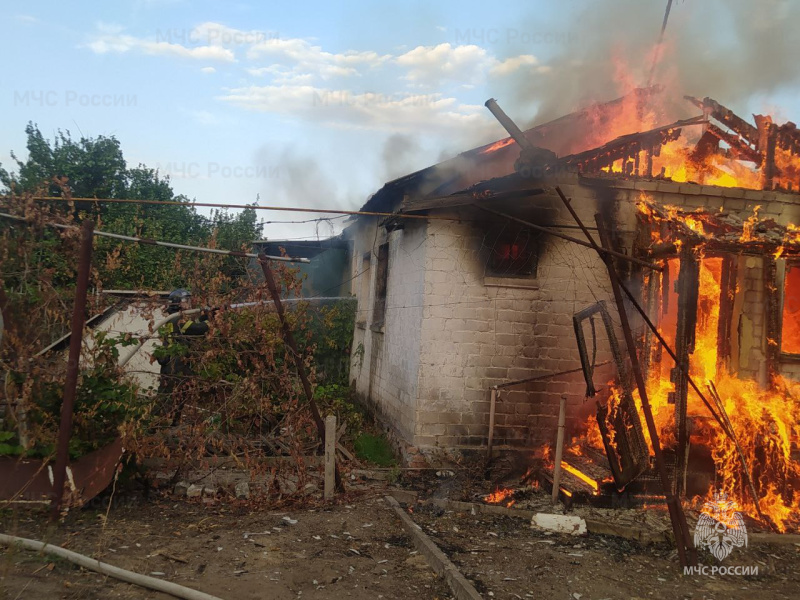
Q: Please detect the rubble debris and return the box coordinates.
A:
[234,481,250,499]
[531,513,587,536]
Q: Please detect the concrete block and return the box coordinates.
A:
[235,481,250,499]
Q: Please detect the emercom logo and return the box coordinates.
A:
[694,492,748,561]
[683,492,758,577]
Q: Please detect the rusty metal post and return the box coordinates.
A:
[258,254,344,492]
[551,394,567,504]
[50,220,94,521]
[554,187,696,567]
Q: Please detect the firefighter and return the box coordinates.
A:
[156,289,210,424]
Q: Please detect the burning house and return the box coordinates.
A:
[344,88,800,532]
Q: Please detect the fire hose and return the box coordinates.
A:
[0,533,224,600]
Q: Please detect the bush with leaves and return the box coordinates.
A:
[0,197,147,459]
[1,186,357,500]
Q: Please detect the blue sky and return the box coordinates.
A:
[2,0,799,239]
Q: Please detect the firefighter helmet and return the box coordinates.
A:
[167,289,192,313]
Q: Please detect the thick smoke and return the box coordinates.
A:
[381,134,423,181]
[507,0,800,126]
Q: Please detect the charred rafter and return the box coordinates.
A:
[550,116,707,175]
[776,122,800,156]
[703,123,762,164]
[685,96,760,147]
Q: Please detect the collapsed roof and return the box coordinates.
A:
[360,88,800,217]
[638,199,800,256]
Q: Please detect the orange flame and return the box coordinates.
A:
[480,138,515,155]
[560,461,599,493]
[485,487,515,507]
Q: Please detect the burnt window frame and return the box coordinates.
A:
[371,242,389,330]
[481,222,541,280]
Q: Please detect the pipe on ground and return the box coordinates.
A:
[0,533,223,600]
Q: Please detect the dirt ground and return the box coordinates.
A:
[408,501,800,600]
[0,493,452,600]
[1,481,799,600]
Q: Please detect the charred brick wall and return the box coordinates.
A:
[412,178,618,452]
[347,173,800,458]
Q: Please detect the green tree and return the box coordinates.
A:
[1,123,263,290]
[0,122,126,199]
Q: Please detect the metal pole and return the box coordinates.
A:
[552,394,567,504]
[257,254,344,492]
[484,99,535,151]
[50,220,94,521]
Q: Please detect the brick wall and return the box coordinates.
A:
[347,218,427,443]
[414,180,617,451]
[347,173,800,455]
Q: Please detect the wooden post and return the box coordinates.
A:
[324,415,336,499]
[673,247,699,497]
[551,394,567,504]
[50,220,94,521]
[486,388,497,463]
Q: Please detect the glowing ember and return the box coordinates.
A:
[485,488,515,507]
[560,461,599,493]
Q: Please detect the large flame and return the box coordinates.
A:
[782,264,800,355]
[566,244,799,531]
[640,255,800,531]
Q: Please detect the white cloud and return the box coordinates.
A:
[217,84,488,134]
[201,66,216,74]
[246,66,315,85]
[15,14,37,23]
[394,44,545,86]
[246,37,390,81]
[396,43,495,86]
[87,25,235,62]
[489,54,539,77]
[187,109,220,125]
